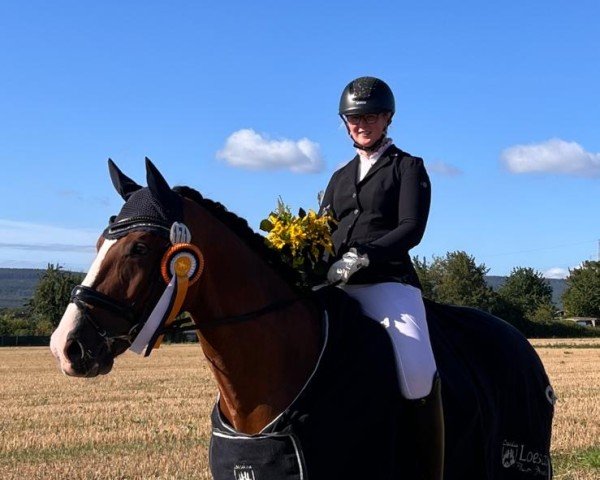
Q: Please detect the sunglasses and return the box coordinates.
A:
[344,113,382,125]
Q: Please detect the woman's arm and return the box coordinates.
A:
[357,157,431,263]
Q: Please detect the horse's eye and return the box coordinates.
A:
[130,242,149,256]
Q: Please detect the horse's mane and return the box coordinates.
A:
[173,186,302,290]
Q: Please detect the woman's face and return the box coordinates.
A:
[345,112,391,148]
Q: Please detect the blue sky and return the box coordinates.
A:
[0,1,598,277]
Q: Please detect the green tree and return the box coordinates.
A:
[0,310,31,335]
[529,303,557,324]
[562,260,600,317]
[427,251,495,310]
[497,267,555,321]
[413,255,435,299]
[29,264,83,327]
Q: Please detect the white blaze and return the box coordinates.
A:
[49,239,117,374]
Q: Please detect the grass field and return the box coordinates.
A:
[1,339,598,479]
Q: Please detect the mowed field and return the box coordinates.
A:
[1,339,598,479]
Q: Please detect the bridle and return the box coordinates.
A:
[70,285,142,346]
[71,279,310,357]
[69,220,314,355]
[70,283,306,345]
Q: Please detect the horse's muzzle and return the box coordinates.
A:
[61,336,114,377]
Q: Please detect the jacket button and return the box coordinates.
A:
[354,209,359,215]
[352,192,357,198]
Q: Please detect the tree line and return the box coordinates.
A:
[414,251,600,337]
[0,264,83,336]
[1,255,599,338]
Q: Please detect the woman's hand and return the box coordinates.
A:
[327,248,370,283]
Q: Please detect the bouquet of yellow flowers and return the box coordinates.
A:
[260,197,335,287]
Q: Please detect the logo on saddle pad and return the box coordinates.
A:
[502,441,518,468]
[234,465,256,480]
[501,440,550,476]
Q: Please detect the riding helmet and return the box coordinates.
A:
[338,76,395,116]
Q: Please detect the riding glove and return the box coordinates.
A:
[327,248,370,284]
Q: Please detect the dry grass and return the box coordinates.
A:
[1,340,598,479]
[529,338,600,479]
[0,345,215,479]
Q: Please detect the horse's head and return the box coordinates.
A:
[50,158,201,377]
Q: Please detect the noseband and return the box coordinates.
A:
[71,285,137,323]
[70,285,141,344]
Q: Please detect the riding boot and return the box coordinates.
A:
[407,372,445,480]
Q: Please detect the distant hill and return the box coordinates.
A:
[0,268,568,309]
[0,269,44,308]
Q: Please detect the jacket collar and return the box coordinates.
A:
[350,145,398,185]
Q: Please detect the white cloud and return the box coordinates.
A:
[544,267,569,279]
[428,161,463,176]
[217,129,324,173]
[501,138,600,177]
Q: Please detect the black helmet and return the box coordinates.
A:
[339,76,395,116]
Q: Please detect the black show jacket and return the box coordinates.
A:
[320,145,430,288]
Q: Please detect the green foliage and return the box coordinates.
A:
[32,318,55,335]
[0,306,56,336]
[413,256,435,299]
[553,446,600,478]
[497,267,555,321]
[488,300,598,337]
[529,303,557,323]
[29,264,84,328]
[0,309,31,335]
[423,251,496,311]
[414,253,600,338]
[562,260,600,317]
[489,294,527,330]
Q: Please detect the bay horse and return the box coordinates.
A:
[50,159,554,479]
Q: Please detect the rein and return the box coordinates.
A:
[160,295,308,334]
[71,216,333,355]
[71,282,310,345]
[161,281,337,334]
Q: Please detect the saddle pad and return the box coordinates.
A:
[209,428,306,480]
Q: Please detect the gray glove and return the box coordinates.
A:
[327,248,370,284]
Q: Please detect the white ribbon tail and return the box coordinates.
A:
[129,276,176,355]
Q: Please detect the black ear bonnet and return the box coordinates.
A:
[104,158,183,240]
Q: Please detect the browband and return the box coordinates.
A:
[103,217,171,240]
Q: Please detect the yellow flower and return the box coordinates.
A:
[260,199,336,286]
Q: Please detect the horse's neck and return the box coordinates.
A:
[190,260,322,435]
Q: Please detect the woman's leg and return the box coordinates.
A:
[341,282,437,399]
[341,282,444,480]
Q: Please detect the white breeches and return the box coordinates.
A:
[341,282,438,400]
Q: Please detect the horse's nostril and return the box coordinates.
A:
[65,338,85,364]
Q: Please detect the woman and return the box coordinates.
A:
[320,76,444,480]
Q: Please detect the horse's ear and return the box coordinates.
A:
[145,157,178,204]
[108,159,142,200]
